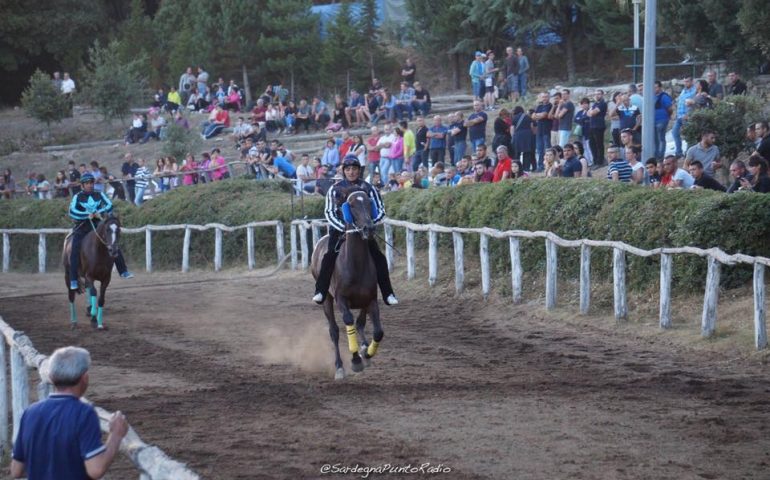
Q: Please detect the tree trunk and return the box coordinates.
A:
[369,51,375,83]
[565,29,576,83]
[452,53,461,90]
[241,64,252,105]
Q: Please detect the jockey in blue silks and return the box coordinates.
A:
[68,173,133,290]
[313,154,398,306]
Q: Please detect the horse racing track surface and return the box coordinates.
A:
[1,270,769,480]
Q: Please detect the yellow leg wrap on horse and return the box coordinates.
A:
[367,340,380,358]
[346,325,359,354]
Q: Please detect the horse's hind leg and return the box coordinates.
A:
[87,282,98,328]
[355,309,371,367]
[336,297,364,373]
[96,280,108,330]
[67,288,77,328]
[364,300,384,360]
[324,299,344,380]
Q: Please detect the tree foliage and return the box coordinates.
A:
[161,122,202,160]
[79,41,148,122]
[20,69,71,129]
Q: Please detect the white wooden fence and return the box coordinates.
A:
[288,218,768,351]
[1,222,285,274]
[0,315,199,479]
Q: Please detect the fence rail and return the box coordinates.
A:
[287,218,768,351]
[0,315,199,479]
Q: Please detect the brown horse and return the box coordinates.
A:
[310,188,384,380]
[62,214,122,329]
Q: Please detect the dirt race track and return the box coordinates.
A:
[1,269,769,480]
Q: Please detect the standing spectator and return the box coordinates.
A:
[517,47,530,97]
[210,148,229,181]
[688,160,726,191]
[297,154,315,192]
[573,141,591,178]
[400,121,415,170]
[465,101,488,151]
[672,76,696,158]
[587,89,608,166]
[606,146,632,182]
[617,93,641,144]
[427,115,449,168]
[504,46,520,102]
[628,84,643,111]
[449,112,467,167]
[401,57,416,85]
[133,158,150,206]
[492,108,512,153]
[555,89,575,147]
[560,143,582,178]
[53,170,70,198]
[65,161,81,196]
[660,155,695,188]
[684,129,721,175]
[60,72,76,97]
[121,153,138,204]
[608,91,622,148]
[469,52,485,100]
[705,71,724,101]
[414,116,429,171]
[492,146,512,182]
[179,67,196,105]
[390,127,405,174]
[533,92,553,171]
[653,81,674,159]
[52,71,62,91]
[483,50,499,110]
[35,174,52,199]
[196,65,209,99]
[412,81,431,117]
[376,124,396,180]
[726,160,751,193]
[726,72,747,96]
[181,153,199,186]
[511,106,535,172]
[573,98,593,165]
[88,161,104,193]
[10,346,128,480]
[366,126,381,177]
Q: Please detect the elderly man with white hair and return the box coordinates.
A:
[11,346,128,480]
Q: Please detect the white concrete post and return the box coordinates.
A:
[510,237,522,304]
[384,223,394,273]
[182,227,191,273]
[214,227,223,272]
[406,228,415,280]
[37,233,46,273]
[275,223,285,265]
[2,233,9,273]
[545,239,557,310]
[613,248,628,320]
[579,244,591,315]
[290,224,298,271]
[659,253,673,329]
[300,223,309,270]
[701,256,720,337]
[312,224,321,251]
[754,263,767,350]
[480,234,490,299]
[428,229,438,287]
[246,227,255,271]
[145,227,152,273]
[10,345,29,443]
[453,232,464,295]
[0,340,7,457]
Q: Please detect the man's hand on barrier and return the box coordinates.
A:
[110,411,129,439]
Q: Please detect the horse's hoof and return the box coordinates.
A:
[360,346,372,367]
[97,324,108,331]
[90,317,97,329]
[351,356,364,373]
[334,368,345,380]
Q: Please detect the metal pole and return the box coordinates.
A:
[633,0,641,84]
[641,0,657,162]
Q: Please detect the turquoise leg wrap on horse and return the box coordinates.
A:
[69,303,76,324]
[90,295,97,316]
[97,307,104,327]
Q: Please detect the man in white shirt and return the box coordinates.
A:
[296,154,315,193]
[662,155,695,188]
[61,73,76,96]
[376,123,396,180]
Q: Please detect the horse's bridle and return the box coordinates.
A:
[89,216,121,257]
[343,191,371,236]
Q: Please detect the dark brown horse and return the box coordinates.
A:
[62,214,122,329]
[310,188,384,380]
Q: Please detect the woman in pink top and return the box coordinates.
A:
[181,153,198,185]
[390,127,405,174]
[210,148,229,181]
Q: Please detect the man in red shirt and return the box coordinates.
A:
[492,145,512,182]
[338,130,355,159]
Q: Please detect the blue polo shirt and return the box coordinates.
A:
[273,156,296,178]
[429,125,449,149]
[676,86,696,119]
[589,99,607,130]
[13,394,105,480]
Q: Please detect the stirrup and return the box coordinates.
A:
[384,294,399,306]
[312,292,325,304]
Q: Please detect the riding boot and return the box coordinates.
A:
[314,249,339,303]
[114,251,128,275]
[368,239,397,304]
[69,231,84,289]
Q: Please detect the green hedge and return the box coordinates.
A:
[2,179,770,290]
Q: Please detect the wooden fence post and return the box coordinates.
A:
[10,345,29,443]
[701,256,721,337]
[406,228,415,280]
[145,228,152,273]
[659,253,673,329]
[545,239,557,310]
[290,224,298,271]
[0,340,7,457]
[182,227,191,273]
[300,223,309,270]
[38,233,46,274]
[579,244,591,315]
[753,263,767,350]
[2,233,9,273]
[510,237,522,304]
[384,223,394,273]
[613,248,628,320]
[246,227,255,271]
[275,223,285,265]
[480,234,490,299]
[428,229,438,287]
[214,227,223,272]
[453,232,464,295]
[312,224,321,251]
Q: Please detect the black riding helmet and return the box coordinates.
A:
[341,154,361,169]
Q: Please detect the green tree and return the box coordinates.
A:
[114,0,163,87]
[737,0,770,58]
[79,41,148,123]
[20,69,71,133]
[321,2,366,93]
[162,122,202,160]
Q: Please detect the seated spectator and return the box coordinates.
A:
[224,87,241,111]
[573,141,591,178]
[53,170,70,198]
[265,103,283,133]
[320,138,340,169]
[231,117,254,149]
[346,90,366,127]
[2,168,16,199]
[726,160,751,193]
[660,155,695,188]
[311,96,331,131]
[511,160,528,179]
[560,143,582,178]
[140,111,167,143]
[738,154,770,193]
[100,166,125,200]
[152,87,167,110]
[473,160,494,183]
[201,105,230,139]
[25,171,37,196]
[251,99,268,124]
[371,89,395,125]
[331,94,348,130]
[125,113,146,144]
[625,145,646,184]
[283,100,297,134]
[688,160,726,191]
[684,129,721,175]
[174,110,189,130]
[543,148,559,177]
[646,158,662,187]
[395,82,415,121]
[166,86,182,112]
[371,171,384,190]
[412,81,432,117]
[295,99,311,133]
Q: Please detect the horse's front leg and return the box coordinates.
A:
[67,287,77,328]
[336,296,364,373]
[323,298,344,380]
[96,279,109,330]
[364,299,383,360]
[86,280,97,322]
[355,309,370,367]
